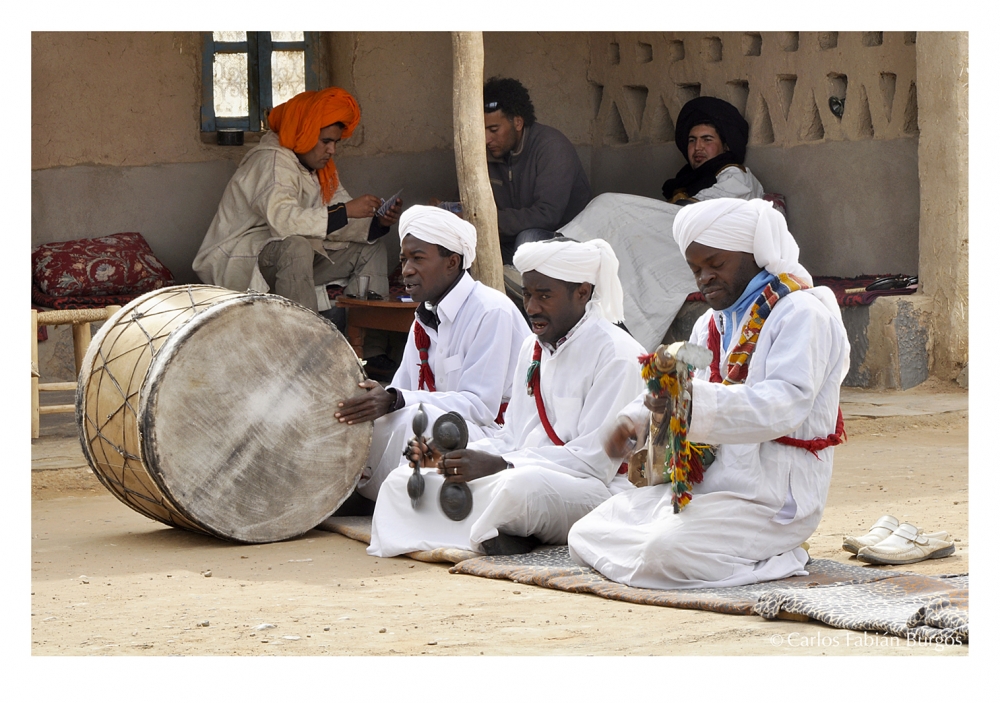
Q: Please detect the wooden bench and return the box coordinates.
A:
[31,306,120,438]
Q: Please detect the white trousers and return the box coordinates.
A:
[367,464,621,558]
[355,404,492,502]
[567,485,811,590]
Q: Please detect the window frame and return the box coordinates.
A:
[201,31,320,133]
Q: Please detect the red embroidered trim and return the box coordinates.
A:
[528,343,564,446]
[706,308,845,456]
[707,316,724,383]
[530,342,627,473]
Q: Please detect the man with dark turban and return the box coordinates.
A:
[661,96,763,203]
[559,95,768,351]
[193,87,401,364]
[568,198,849,590]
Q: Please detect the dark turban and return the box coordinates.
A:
[662,97,750,201]
[674,96,749,163]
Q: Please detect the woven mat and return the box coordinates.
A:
[314,517,967,643]
[753,573,968,644]
[450,545,967,643]
[316,515,479,564]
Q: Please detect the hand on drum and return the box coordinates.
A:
[335,380,395,424]
[437,448,508,484]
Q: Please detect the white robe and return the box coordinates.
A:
[355,272,530,500]
[558,166,765,351]
[568,287,850,590]
[367,305,647,556]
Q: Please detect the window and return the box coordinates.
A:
[201,31,320,132]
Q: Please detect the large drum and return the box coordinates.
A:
[76,285,372,543]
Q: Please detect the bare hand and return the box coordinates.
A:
[404,436,440,469]
[346,194,383,219]
[427,197,443,207]
[437,449,508,484]
[604,416,640,461]
[643,393,670,415]
[377,198,402,228]
[334,380,395,424]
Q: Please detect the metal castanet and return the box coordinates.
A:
[406,403,428,508]
[433,412,472,521]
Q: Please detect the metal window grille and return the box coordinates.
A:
[201,31,319,132]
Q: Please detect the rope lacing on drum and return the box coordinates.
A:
[77,286,288,538]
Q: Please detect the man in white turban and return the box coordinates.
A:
[367,237,646,557]
[568,198,850,589]
[332,206,529,509]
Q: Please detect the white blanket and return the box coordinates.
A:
[559,193,695,351]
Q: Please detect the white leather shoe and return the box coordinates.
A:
[842,515,899,554]
[856,522,955,565]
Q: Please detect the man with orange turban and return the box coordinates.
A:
[194,87,401,366]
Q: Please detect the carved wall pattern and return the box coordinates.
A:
[588,31,918,149]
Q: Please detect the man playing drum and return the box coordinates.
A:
[334,206,530,510]
[366,238,646,557]
[193,87,401,371]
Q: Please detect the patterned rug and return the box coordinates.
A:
[316,515,479,564]
[753,573,968,645]
[315,517,968,643]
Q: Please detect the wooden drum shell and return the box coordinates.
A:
[76,285,371,543]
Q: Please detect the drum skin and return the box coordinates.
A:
[76,285,372,543]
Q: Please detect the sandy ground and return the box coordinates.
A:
[26,379,971,676]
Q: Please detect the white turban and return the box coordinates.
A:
[673,198,812,284]
[399,205,477,270]
[513,238,625,323]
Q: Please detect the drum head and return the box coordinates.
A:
[139,293,370,543]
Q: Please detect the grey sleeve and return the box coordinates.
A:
[496,137,582,236]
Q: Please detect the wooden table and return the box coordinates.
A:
[335,297,418,357]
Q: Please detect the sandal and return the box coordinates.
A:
[843,515,899,554]
[856,523,955,565]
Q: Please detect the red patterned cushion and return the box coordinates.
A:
[31,280,142,311]
[32,233,175,298]
[763,193,787,218]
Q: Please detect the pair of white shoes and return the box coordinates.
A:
[843,514,955,565]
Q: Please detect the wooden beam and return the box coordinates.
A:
[451,31,503,293]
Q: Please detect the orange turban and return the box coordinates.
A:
[268,87,361,204]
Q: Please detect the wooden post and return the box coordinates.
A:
[451,31,503,293]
